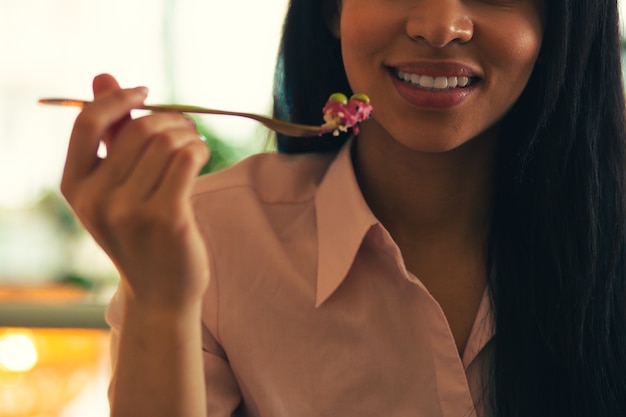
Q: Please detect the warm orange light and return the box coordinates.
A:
[0,331,38,372]
[0,327,107,417]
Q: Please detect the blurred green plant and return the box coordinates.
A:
[195,118,249,175]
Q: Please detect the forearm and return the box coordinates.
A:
[110,300,206,417]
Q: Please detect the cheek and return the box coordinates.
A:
[467,16,544,139]
[483,18,544,105]
[339,3,399,60]
[508,29,543,72]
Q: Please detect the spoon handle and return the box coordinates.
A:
[38,98,333,138]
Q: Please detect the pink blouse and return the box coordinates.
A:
[106,141,494,417]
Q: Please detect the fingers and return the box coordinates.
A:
[92,74,132,145]
[153,135,210,203]
[93,73,121,96]
[61,75,210,237]
[85,127,207,260]
[61,86,149,197]
[114,125,209,201]
[95,112,198,188]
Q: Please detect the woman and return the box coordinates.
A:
[60,0,626,416]
[275,0,626,415]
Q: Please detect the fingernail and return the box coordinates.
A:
[134,86,149,97]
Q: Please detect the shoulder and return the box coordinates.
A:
[192,150,337,205]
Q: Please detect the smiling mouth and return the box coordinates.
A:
[394,69,478,91]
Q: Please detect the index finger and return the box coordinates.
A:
[61,86,148,192]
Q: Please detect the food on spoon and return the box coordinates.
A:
[322,93,373,136]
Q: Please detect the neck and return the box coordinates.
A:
[352,124,497,259]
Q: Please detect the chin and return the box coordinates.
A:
[390,132,471,154]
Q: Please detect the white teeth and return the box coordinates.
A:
[396,70,473,90]
[434,76,448,89]
[420,75,434,88]
[457,76,469,87]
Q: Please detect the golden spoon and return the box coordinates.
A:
[38,98,338,138]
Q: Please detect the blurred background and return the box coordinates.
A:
[0,1,287,416]
[0,1,625,416]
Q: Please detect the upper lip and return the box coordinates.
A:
[389,61,482,79]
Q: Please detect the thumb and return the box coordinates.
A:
[93,73,122,98]
[91,73,132,149]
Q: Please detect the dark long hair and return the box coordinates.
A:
[273,0,626,416]
[489,0,626,415]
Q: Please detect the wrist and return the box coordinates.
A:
[119,276,205,315]
[121,297,203,329]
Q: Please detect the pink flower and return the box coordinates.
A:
[321,93,373,136]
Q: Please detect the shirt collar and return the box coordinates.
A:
[313,140,495,361]
[315,139,378,307]
[462,288,494,368]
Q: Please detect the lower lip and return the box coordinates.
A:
[391,72,477,109]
